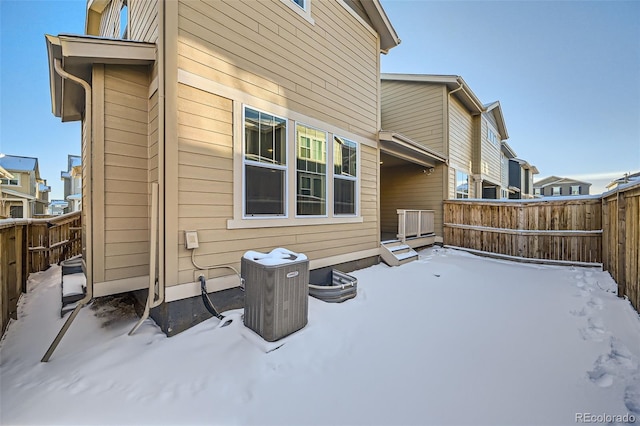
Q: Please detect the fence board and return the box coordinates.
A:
[0,212,82,336]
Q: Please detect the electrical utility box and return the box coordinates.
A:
[242,248,309,342]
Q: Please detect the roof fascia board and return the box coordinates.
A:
[1,188,36,200]
[359,0,401,53]
[379,130,449,166]
[46,34,156,120]
[501,141,517,158]
[86,0,110,35]
[485,101,509,139]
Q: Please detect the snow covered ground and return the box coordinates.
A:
[1,247,639,425]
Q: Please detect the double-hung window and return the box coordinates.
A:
[243,107,287,217]
[333,136,357,215]
[296,124,327,216]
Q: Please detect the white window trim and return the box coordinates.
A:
[333,135,359,217]
[242,105,289,219]
[280,0,314,25]
[295,122,328,218]
[177,70,370,229]
[454,169,470,199]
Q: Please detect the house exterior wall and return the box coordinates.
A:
[99,0,125,38]
[166,0,383,295]
[539,183,590,196]
[448,96,474,198]
[478,113,502,186]
[381,163,445,237]
[91,64,151,293]
[129,0,158,42]
[380,81,445,154]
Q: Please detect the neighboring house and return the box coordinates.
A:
[61,155,82,213]
[380,74,510,237]
[534,176,591,197]
[49,199,69,216]
[606,171,640,192]
[46,0,400,335]
[0,155,50,218]
[500,141,517,199]
[508,158,539,199]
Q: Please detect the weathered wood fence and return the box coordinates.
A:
[0,212,81,336]
[444,182,640,312]
[602,183,640,312]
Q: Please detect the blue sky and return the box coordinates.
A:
[380,0,640,192]
[1,0,639,198]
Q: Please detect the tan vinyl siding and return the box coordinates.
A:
[99,0,125,38]
[480,116,503,185]
[102,65,150,282]
[381,81,445,154]
[148,89,159,184]
[176,0,379,140]
[343,0,374,27]
[448,96,474,177]
[381,164,446,238]
[129,0,158,42]
[175,84,379,285]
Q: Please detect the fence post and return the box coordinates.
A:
[617,191,626,298]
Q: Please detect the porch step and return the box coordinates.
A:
[380,240,419,267]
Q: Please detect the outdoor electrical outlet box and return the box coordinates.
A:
[184,231,199,250]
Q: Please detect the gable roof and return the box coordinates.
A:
[534,176,591,188]
[0,155,38,173]
[483,101,509,140]
[381,74,485,114]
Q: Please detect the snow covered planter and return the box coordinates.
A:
[309,269,357,303]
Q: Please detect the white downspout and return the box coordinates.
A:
[42,58,93,362]
[130,0,166,334]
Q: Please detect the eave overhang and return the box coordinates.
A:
[360,0,401,53]
[379,131,448,168]
[484,101,509,140]
[0,188,37,201]
[46,34,156,122]
[381,74,484,114]
[501,141,517,159]
[0,166,14,180]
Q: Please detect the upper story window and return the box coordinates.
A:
[571,185,580,195]
[534,188,541,196]
[487,128,499,147]
[296,124,327,216]
[292,0,306,9]
[243,107,287,217]
[552,186,561,196]
[333,136,357,215]
[0,177,19,186]
[455,171,469,199]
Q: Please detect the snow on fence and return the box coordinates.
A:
[444,183,640,313]
[0,212,81,336]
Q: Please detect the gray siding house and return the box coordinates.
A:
[534,176,591,197]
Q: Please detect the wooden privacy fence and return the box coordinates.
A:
[444,183,639,313]
[444,198,603,264]
[602,183,640,312]
[0,212,81,336]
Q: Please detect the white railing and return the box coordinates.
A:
[397,209,435,243]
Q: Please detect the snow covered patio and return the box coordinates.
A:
[1,247,639,425]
